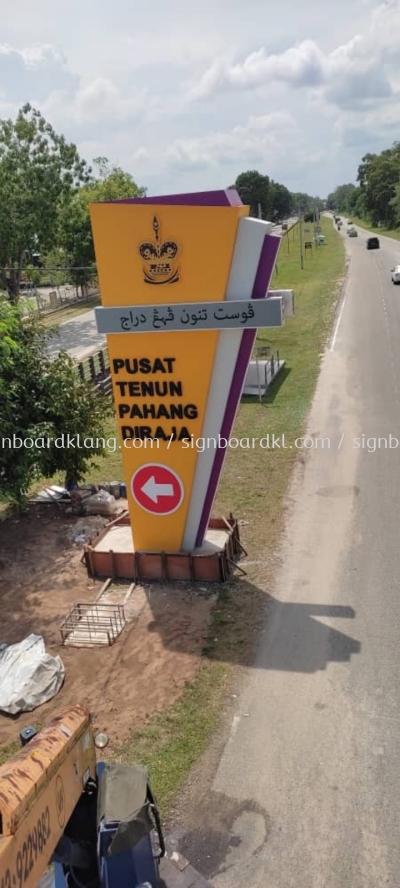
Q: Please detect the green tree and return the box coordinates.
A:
[0,299,112,510]
[291,192,314,215]
[357,145,400,226]
[234,170,271,218]
[269,181,293,221]
[0,104,90,301]
[390,182,400,227]
[347,186,365,218]
[326,184,356,214]
[60,158,146,294]
[0,300,19,394]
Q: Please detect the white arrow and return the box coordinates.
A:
[141,476,174,504]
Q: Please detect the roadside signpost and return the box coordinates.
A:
[90,190,283,553]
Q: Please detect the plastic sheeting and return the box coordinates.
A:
[36,867,56,888]
[0,634,65,716]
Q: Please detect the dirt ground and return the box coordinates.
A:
[0,503,215,748]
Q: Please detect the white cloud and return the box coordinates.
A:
[132,112,299,174]
[335,97,400,146]
[0,43,78,102]
[0,45,148,129]
[70,78,146,124]
[119,30,225,69]
[188,41,326,100]
[18,44,64,66]
[0,0,399,197]
[187,0,400,113]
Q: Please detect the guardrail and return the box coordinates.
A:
[77,346,111,394]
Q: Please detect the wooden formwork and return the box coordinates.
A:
[82,513,246,583]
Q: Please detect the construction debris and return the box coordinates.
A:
[31,481,125,517]
[0,634,65,715]
[60,602,126,647]
[85,491,119,517]
[68,516,110,545]
[31,485,70,503]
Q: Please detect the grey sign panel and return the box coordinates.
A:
[269,289,294,317]
[95,298,283,334]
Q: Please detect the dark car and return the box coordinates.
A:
[367,237,380,250]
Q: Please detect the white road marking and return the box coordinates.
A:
[229,715,241,741]
[330,291,348,352]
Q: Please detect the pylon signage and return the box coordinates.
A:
[90,190,282,551]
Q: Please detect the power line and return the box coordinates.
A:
[0,266,97,272]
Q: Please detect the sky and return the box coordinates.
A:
[1,0,400,198]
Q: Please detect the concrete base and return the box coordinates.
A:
[94,525,230,557]
[83,514,245,583]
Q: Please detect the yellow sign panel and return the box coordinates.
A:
[107,332,218,550]
[89,202,248,551]
[89,204,248,306]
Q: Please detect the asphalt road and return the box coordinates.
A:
[46,308,105,361]
[177,220,400,886]
[271,215,299,236]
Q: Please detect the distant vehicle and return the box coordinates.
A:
[348,228,358,237]
[366,237,380,250]
[347,220,353,225]
[281,223,288,230]
[391,265,400,283]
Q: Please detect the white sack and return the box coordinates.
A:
[0,634,65,716]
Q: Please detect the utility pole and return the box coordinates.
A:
[313,203,317,248]
[258,202,262,219]
[299,207,304,269]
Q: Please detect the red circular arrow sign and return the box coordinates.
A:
[131,463,184,515]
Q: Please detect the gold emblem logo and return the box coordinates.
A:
[138,216,180,285]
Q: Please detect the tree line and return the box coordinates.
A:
[0,299,113,510]
[0,104,323,304]
[232,169,323,224]
[327,142,400,229]
[0,105,145,302]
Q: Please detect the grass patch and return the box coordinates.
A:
[112,576,265,816]
[351,216,400,242]
[113,660,227,814]
[40,295,101,329]
[0,739,20,766]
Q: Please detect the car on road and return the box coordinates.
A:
[347,220,353,225]
[391,265,400,284]
[366,237,380,250]
[348,227,358,237]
